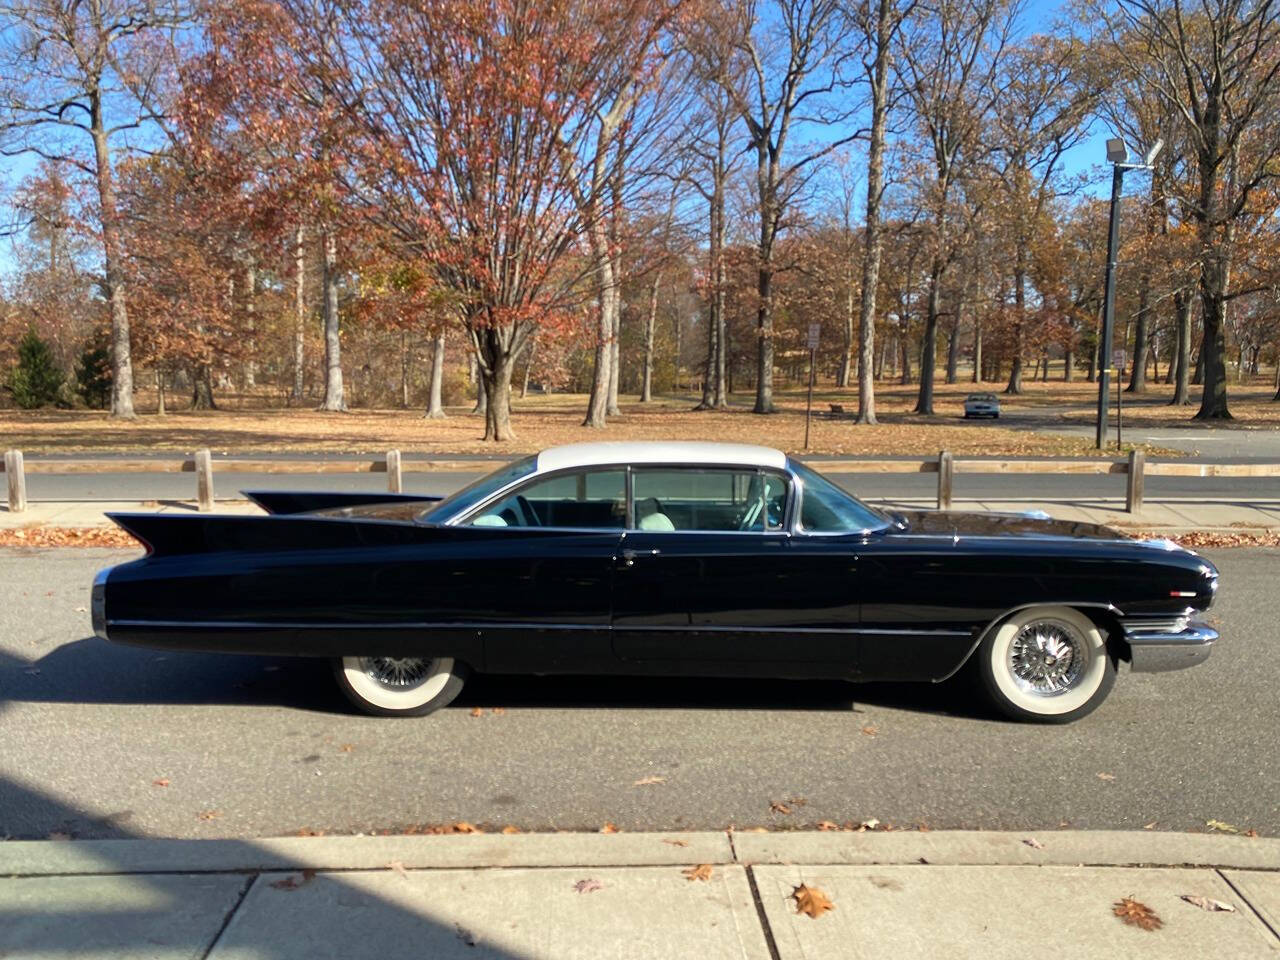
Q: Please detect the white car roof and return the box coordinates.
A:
[535,441,787,473]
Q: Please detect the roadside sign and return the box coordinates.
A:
[807,324,820,351]
[1113,349,1127,373]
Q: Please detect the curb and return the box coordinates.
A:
[2,830,1276,877]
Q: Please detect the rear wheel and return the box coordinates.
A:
[333,656,469,717]
[974,606,1115,723]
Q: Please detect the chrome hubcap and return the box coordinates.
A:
[359,657,432,690]
[1008,620,1086,696]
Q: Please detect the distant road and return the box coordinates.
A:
[17,467,1280,504]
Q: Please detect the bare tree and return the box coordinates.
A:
[0,0,193,419]
[897,0,1019,414]
[1104,0,1280,419]
[722,0,861,414]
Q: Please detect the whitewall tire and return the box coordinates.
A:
[333,656,469,717]
[974,606,1115,723]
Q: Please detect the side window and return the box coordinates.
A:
[631,469,786,532]
[468,469,625,529]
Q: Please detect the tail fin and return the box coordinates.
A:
[244,490,441,515]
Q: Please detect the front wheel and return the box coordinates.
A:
[333,656,469,717]
[973,606,1115,723]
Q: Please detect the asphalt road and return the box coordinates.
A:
[1,548,1276,841]
[18,469,1280,505]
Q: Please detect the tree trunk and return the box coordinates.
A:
[1006,254,1026,394]
[1195,244,1232,419]
[471,352,488,415]
[243,262,257,390]
[155,370,166,416]
[521,336,536,399]
[426,331,447,418]
[191,365,216,409]
[583,238,617,427]
[641,275,658,402]
[400,330,410,408]
[292,226,306,401]
[317,230,346,411]
[838,267,855,388]
[945,319,959,383]
[90,106,135,419]
[607,298,622,416]
[754,259,776,413]
[972,318,982,383]
[913,266,940,412]
[474,327,515,441]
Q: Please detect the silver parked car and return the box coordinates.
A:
[964,392,1000,419]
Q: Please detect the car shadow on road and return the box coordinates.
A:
[2,636,998,722]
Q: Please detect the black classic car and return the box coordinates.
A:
[92,441,1218,723]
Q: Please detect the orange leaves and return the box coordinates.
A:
[792,883,835,919]
[1113,897,1162,931]
[270,869,317,891]
[0,527,139,549]
[682,864,713,882]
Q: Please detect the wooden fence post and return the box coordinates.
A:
[195,449,214,512]
[937,450,954,511]
[386,449,403,493]
[4,450,27,514]
[1126,449,1145,514]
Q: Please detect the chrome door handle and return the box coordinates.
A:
[621,548,660,566]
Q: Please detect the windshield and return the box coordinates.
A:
[788,459,889,533]
[418,456,537,523]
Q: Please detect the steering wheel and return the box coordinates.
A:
[515,494,542,527]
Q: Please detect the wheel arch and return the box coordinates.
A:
[937,600,1122,682]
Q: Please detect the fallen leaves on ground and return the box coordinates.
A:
[599,823,619,834]
[469,707,484,718]
[1097,772,1117,781]
[1143,821,1158,830]
[0,526,140,549]
[501,825,521,834]
[196,810,221,821]
[573,879,604,894]
[295,827,325,837]
[861,725,878,737]
[338,744,354,753]
[1114,897,1163,931]
[1022,838,1044,850]
[151,778,170,787]
[269,869,317,891]
[1244,828,1260,838]
[792,883,835,919]
[1180,895,1235,913]
[1127,530,1280,549]
[1206,819,1239,833]
[857,818,881,832]
[662,838,689,847]
[394,822,482,835]
[632,776,666,786]
[683,864,713,882]
[770,801,793,815]
[817,820,840,831]
[386,860,409,879]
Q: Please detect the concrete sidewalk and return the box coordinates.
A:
[1,831,1277,959]
[5,496,1280,534]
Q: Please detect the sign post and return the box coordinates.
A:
[804,324,820,451]
[1113,349,1126,448]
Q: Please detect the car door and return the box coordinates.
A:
[452,467,626,674]
[612,467,828,672]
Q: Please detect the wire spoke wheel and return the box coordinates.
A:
[334,655,469,717]
[360,656,433,690]
[1007,620,1088,697]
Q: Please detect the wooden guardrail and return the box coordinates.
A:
[4,447,1279,516]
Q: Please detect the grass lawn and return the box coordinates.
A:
[1,377,1275,457]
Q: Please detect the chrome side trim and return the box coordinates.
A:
[932,601,1121,683]
[105,618,969,637]
[91,568,109,640]
[1125,619,1217,673]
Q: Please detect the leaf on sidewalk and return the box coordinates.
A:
[857,818,880,832]
[633,775,666,786]
[770,800,793,815]
[269,869,317,891]
[683,864,713,882]
[1244,828,1260,838]
[573,878,604,894]
[1114,897,1162,931]
[861,725,878,737]
[1143,821,1157,830]
[1180,895,1235,913]
[451,821,481,834]
[792,883,835,919]
[1206,819,1239,833]
[1022,838,1044,850]
[1097,772,1116,781]
[501,825,521,834]
[817,820,839,831]
[469,707,484,717]
[386,860,409,879]
[599,822,619,834]
[151,778,170,787]
[196,810,221,821]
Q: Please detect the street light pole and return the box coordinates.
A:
[1095,163,1125,449]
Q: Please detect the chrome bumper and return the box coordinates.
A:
[1124,617,1217,673]
[91,568,109,640]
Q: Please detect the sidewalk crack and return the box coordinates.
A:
[198,873,256,960]
[1217,868,1280,945]
[745,865,782,960]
